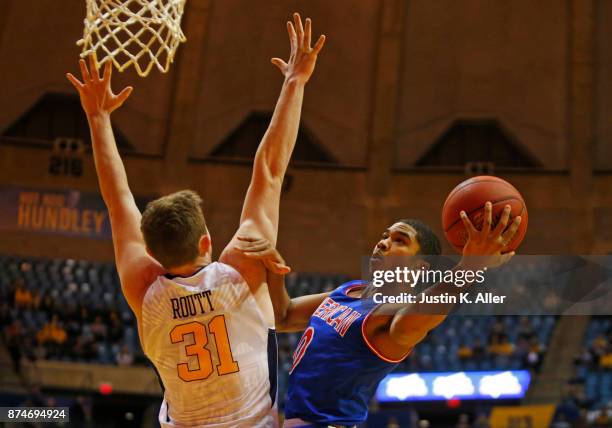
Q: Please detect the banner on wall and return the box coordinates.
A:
[489,404,555,428]
[0,186,152,240]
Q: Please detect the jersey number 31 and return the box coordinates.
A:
[170,315,239,382]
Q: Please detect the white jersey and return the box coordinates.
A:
[141,262,278,427]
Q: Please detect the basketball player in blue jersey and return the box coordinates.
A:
[237,203,522,427]
[67,14,325,427]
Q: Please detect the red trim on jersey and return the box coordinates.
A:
[361,304,412,363]
[342,283,367,297]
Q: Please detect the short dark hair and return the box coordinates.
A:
[397,218,441,256]
[141,190,208,269]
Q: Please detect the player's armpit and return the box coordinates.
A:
[276,292,330,332]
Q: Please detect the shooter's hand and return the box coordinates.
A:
[235,236,292,275]
[460,202,522,269]
[66,56,133,118]
[272,13,326,85]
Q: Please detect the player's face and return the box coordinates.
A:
[372,222,421,258]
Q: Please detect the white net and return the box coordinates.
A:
[77,0,187,77]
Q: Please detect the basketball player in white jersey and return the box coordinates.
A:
[67,13,325,427]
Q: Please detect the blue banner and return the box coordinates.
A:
[0,186,151,240]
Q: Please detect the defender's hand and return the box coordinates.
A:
[460,202,522,269]
[236,236,291,275]
[272,13,326,85]
[66,56,133,118]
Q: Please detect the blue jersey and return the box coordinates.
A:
[284,280,410,426]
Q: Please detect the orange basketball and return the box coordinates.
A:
[442,176,528,253]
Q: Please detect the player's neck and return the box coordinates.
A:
[166,256,211,277]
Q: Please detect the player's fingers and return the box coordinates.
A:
[236,235,259,243]
[271,58,287,73]
[293,13,304,49]
[493,205,511,237]
[500,251,516,265]
[287,21,297,55]
[270,262,291,275]
[238,241,271,253]
[243,249,275,259]
[115,86,133,104]
[482,201,492,236]
[89,54,100,81]
[235,240,269,252]
[312,34,326,55]
[102,60,112,83]
[79,59,91,82]
[460,211,478,237]
[501,216,522,246]
[66,73,84,91]
[304,17,312,49]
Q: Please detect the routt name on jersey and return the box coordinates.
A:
[170,291,215,319]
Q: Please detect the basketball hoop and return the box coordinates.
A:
[77,0,187,77]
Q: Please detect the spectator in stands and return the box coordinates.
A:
[13,279,33,309]
[590,402,611,427]
[117,345,134,366]
[73,332,98,361]
[488,318,508,345]
[79,306,91,324]
[457,343,473,360]
[575,346,595,369]
[70,395,93,427]
[591,334,608,366]
[514,337,529,357]
[89,315,108,341]
[107,311,123,343]
[40,292,56,316]
[0,301,11,329]
[456,413,471,428]
[517,316,535,342]
[386,416,400,428]
[472,338,486,361]
[551,413,572,428]
[4,319,23,373]
[33,341,47,361]
[556,392,581,425]
[599,351,612,369]
[524,337,543,371]
[489,336,513,356]
[472,414,490,428]
[37,315,68,358]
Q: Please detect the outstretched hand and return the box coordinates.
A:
[235,236,291,275]
[272,13,326,84]
[66,56,133,118]
[460,202,522,269]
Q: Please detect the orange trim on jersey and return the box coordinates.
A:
[361,304,412,364]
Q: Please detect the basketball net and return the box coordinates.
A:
[77,0,187,77]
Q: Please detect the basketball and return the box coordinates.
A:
[442,176,528,253]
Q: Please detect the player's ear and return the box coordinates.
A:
[198,234,211,256]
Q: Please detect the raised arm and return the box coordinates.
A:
[385,203,522,348]
[220,14,325,276]
[67,57,161,318]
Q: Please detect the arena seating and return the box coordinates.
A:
[576,317,612,408]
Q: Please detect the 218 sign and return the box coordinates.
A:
[49,138,84,177]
